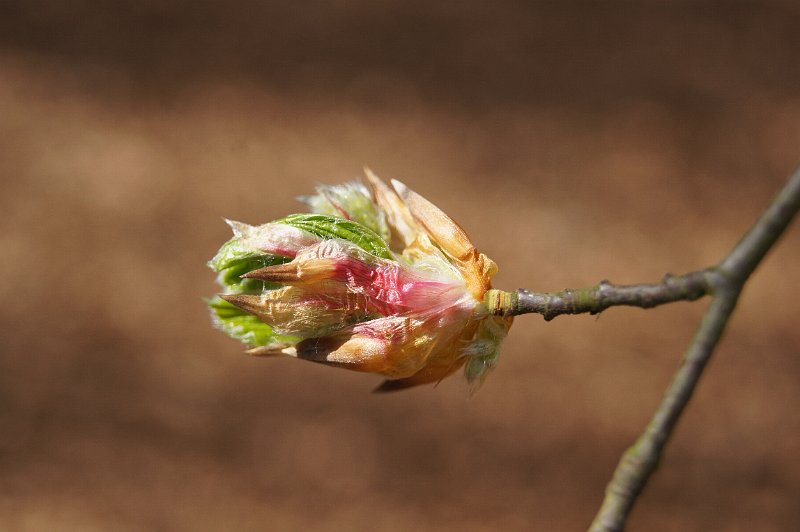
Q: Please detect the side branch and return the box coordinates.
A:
[487,270,714,320]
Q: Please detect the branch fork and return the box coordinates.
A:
[488,165,800,531]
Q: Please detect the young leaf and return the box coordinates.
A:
[299,182,391,241]
[276,213,393,260]
[208,236,262,272]
[216,254,291,293]
[207,296,298,347]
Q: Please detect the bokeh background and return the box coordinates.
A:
[2,2,799,530]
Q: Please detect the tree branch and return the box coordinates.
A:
[487,164,800,531]
[587,165,800,531]
[487,269,714,321]
[719,166,800,282]
[588,282,737,531]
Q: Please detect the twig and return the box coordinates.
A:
[487,164,800,531]
[587,283,737,531]
[487,269,715,321]
[588,165,800,531]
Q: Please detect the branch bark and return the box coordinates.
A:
[488,165,800,531]
[487,269,714,321]
[589,165,800,532]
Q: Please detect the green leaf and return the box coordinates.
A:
[208,236,261,272]
[300,182,391,241]
[276,213,393,260]
[216,254,290,293]
[207,296,298,347]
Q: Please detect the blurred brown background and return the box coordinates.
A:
[1,1,799,530]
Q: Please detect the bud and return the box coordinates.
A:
[207,170,512,391]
